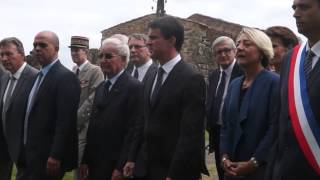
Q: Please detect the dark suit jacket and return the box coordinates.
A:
[0,66,10,163]
[127,62,158,177]
[141,60,207,180]
[206,62,242,152]
[82,72,142,179]
[0,64,38,165]
[126,61,158,83]
[266,50,320,180]
[25,61,80,172]
[220,70,279,164]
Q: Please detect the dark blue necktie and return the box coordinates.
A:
[212,71,226,122]
[150,67,164,106]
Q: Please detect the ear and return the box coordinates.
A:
[169,36,176,47]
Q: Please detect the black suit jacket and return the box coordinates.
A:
[206,62,242,152]
[25,61,80,172]
[0,66,10,162]
[82,72,142,179]
[141,60,207,180]
[266,50,320,180]
[0,64,38,164]
[126,62,158,177]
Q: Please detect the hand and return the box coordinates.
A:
[230,161,257,176]
[222,158,238,177]
[46,156,61,176]
[166,177,172,180]
[79,164,89,179]
[111,169,124,180]
[123,161,135,178]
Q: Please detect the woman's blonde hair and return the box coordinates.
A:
[237,27,274,67]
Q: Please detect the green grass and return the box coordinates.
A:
[11,166,74,180]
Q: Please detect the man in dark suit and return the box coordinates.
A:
[0,37,38,180]
[79,37,142,180]
[266,0,320,179]
[127,33,158,83]
[206,36,242,180]
[22,31,80,180]
[123,33,158,180]
[129,16,208,180]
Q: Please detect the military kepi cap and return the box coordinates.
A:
[69,36,89,48]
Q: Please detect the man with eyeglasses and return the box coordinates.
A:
[206,36,242,180]
[68,36,104,180]
[22,31,80,179]
[127,33,157,83]
[80,37,142,180]
[0,37,38,180]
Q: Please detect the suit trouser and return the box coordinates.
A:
[16,166,65,180]
[0,161,13,180]
[212,125,224,180]
[74,123,89,180]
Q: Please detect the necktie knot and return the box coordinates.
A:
[76,68,80,76]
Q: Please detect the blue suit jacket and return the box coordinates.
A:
[220,70,279,163]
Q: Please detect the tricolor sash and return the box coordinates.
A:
[288,42,320,175]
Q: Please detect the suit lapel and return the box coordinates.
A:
[150,60,184,109]
[9,65,30,106]
[32,61,60,107]
[307,58,320,89]
[0,74,10,104]
[239,70,266,123]
[144,66,157,112]
[142,62,158,83]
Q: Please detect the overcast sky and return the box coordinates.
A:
[0,0,300,68]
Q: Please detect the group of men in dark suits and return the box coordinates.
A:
[0,32,81,180]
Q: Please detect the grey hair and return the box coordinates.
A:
[237,27,274,67]
[0,37,25,56]
[110,34,129,44]
[129,33,149,44]
[211,36,236,50]
[101,37,130,66]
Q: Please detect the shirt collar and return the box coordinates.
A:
[307,40,320,57]
[78,60,89,71]
[219,59,236,76]
[160,54,181,74]
[41,57,59,76]
[106,69,124,85]
[135,59,152,71]
[12,62,27,80]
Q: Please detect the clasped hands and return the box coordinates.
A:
[222,157,257,178]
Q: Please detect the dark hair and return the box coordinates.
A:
[265,26,299,49]
[148,16,184,52]
[0,37,25,56]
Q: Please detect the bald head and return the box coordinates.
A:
[33,31,60,66]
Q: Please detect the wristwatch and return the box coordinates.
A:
[250,157,259,168]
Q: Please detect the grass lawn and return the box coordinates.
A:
[11,166,74,180]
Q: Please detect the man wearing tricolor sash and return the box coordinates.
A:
[266,0,320,179]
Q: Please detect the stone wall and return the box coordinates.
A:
[99,13,246,78]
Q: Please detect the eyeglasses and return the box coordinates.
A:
[216,48,233,56]
[98,53,119,60]
[129,45,146,50]
[33,42,48,48]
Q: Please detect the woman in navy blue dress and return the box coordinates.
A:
[220,27,280,180]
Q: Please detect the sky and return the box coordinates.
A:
[0,0,300,69]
